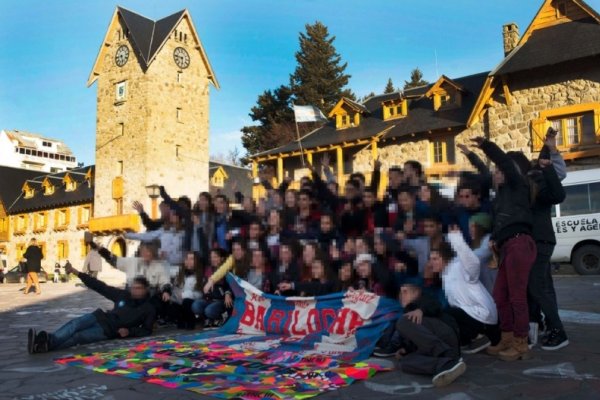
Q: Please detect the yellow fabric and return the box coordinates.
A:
[209,255,234,282]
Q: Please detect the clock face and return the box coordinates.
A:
[173,47,190,69]
[115,45,129,67]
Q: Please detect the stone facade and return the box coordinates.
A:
[93,14,211,221]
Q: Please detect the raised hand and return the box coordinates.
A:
[457,143,471,155]
[64,263,78,276]
[470,137,485,147]
[132,201,144,213]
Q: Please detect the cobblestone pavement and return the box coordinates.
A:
[1,274,599,400]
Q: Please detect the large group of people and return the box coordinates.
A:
[27,130,569,387]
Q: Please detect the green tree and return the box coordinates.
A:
[404,68,429,90]
[240,85,295,156]
[290,21,354,113]
[384,78,395,93]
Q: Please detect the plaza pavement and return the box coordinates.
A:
[0,269,599,400]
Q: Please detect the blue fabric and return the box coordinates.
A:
[49,313,108,350]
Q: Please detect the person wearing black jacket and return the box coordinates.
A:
[473,137,537,361]
[393,278,466,387]
[527,142,568,350]
[28,265,155,354]
[23,238,43,295]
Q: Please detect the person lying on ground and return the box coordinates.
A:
[28,264,156,354]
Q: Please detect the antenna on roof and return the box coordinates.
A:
[434,48,439,77]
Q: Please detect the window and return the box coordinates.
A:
[174,29,178,40]
[0,217,8,233]
[119,123,125,136]
[16,243,26,260]
[116,81,127,101]
[57,240,69,260]
[16,215,27,232]
[55,208,70,229]
[177,71,182,83]
[440,94,451,107]
[176,144,181,158]
[184,33,188,43]
[65,179,77,192]
[42,180,54,196]
[23,184,35,199]
[115,198,124,215]
[81,239,89,257]
[42,141,51,147]
[78,205,91,226]
[549,113,592,148]
[560,182,600,217]
[429,136,456,165]
[34,212,48,231]
[212,175,224,187]
[177,107,182,122]
[116,160,124,175]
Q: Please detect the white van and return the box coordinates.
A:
[551,168,600,275]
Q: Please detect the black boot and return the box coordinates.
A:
[35,331,49,353]
[27,328,36,354]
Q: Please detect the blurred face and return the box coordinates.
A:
[344,239,355,255]
[249,223,261,239]
[300,177,310,186]
[192,214,201,226]
[419,185,431,203]
[389,170,402,186]
[130,283,148,299]
[339,263,352,282]
[493,168,505,187]
[423,219,441,238]
[140,245,153,262]
[285,191,297,208]
[320,215,333,233]
[169,212,180,227]
[429,251,446,273]
[215,197,227,214]
[374,236,385,255]
[303,245,316,264]
[268,211,280,228]
[327,182,338,195]
[252,250,265,269]
[311,260,325,280]
[210,251,223,268]
[457,188,480,209]
[243,198,255,213]
[344,185,356,199]
[197,194,209,210]
[232,243,245,260]
[398,192,414,212]
[357,261,371,278]
[279,245,292,264]
[400,285,421,308]
[363,191,375,207]
[184,253,196,270]
[299,194,311,209]
[273,192,283,207]
[355,238,369,255]
[404,163,416,180]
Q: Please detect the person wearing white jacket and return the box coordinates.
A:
[169,252,203,330]
[430,227,499,354]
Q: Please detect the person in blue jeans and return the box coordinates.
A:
[28,264,156,353]
[192,248,232,327]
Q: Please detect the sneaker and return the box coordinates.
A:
[432,359,467,387]
[528,322,539,348]
[35,331,49,353]
[541,329,569,351]
[373,345,399,358]
[461,334,491,354]
[27,328,36,354]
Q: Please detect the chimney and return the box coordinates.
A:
[503,23,520,56]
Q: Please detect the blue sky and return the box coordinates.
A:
[2,0,600,165]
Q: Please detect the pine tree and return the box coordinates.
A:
[384,78,395,93]
[241,85,295,156]
[290,21,354,113]
[404,68,429,90]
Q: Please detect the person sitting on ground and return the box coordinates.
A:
[393,278,466,388]
[169,251,204,330]
[429,227,499,355]
[28,264,155,354]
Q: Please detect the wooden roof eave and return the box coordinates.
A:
[467,76,496,127]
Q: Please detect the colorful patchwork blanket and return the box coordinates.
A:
[56,274,402,399]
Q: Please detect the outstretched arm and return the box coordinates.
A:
[447,228,480,283]
[66,264,126,303]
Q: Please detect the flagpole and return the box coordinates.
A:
[293,103,306,167]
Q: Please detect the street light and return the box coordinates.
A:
[145,184,160,219]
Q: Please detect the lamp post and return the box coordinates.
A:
[145,184,160,219]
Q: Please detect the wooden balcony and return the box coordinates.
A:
[89,214,140,234]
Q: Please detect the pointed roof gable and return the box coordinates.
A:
[328,97,368,118]
[468,0,600,126]
[87,7,219,88]
[425,75,466,97]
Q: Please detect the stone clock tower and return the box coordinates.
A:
[87,7,219,240]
